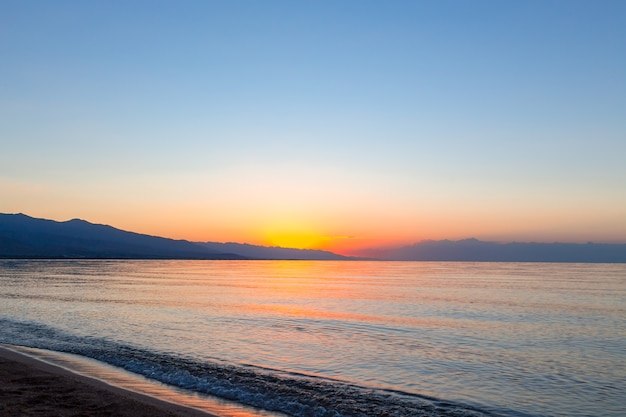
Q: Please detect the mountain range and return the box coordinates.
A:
[1,213,624,262]
[360,238,626,263]
[0,213,238,259]
[0,213,347,260]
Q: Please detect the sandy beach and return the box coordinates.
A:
[0,345,216,417]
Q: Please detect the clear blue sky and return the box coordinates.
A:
[2,1,625,253]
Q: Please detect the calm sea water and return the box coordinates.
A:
[0,260,624,417]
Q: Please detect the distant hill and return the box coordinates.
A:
[361,238,626,263]
[0,213,243,259]
[201,242,351,260]
[3,214,624,262]
[0,213,352,260]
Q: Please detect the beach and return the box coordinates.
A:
[0,345,214,417]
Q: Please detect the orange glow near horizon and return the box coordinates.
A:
[2,151,624,254]
[260,219,333,250]
[70,209,626,255]
[6,197,626,256]
[265,232,327,249]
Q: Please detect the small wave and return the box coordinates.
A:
[0,318,496,417]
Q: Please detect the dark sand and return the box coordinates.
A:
[0,345,216,417]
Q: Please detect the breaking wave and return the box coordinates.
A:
[0,318,498,417]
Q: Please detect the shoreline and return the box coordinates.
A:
[0,344,217,417]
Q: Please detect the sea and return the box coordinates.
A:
[0,260,624,417]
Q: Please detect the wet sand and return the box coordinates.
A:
[0,345,216,417]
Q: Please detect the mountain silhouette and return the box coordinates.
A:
[2,214,624,262]
[0,213,243,259]
[362,238,626,263]
[0,213,352,260]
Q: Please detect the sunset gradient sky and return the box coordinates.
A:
[2,1,625,255]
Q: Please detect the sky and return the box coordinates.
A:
[1,0,625,255]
